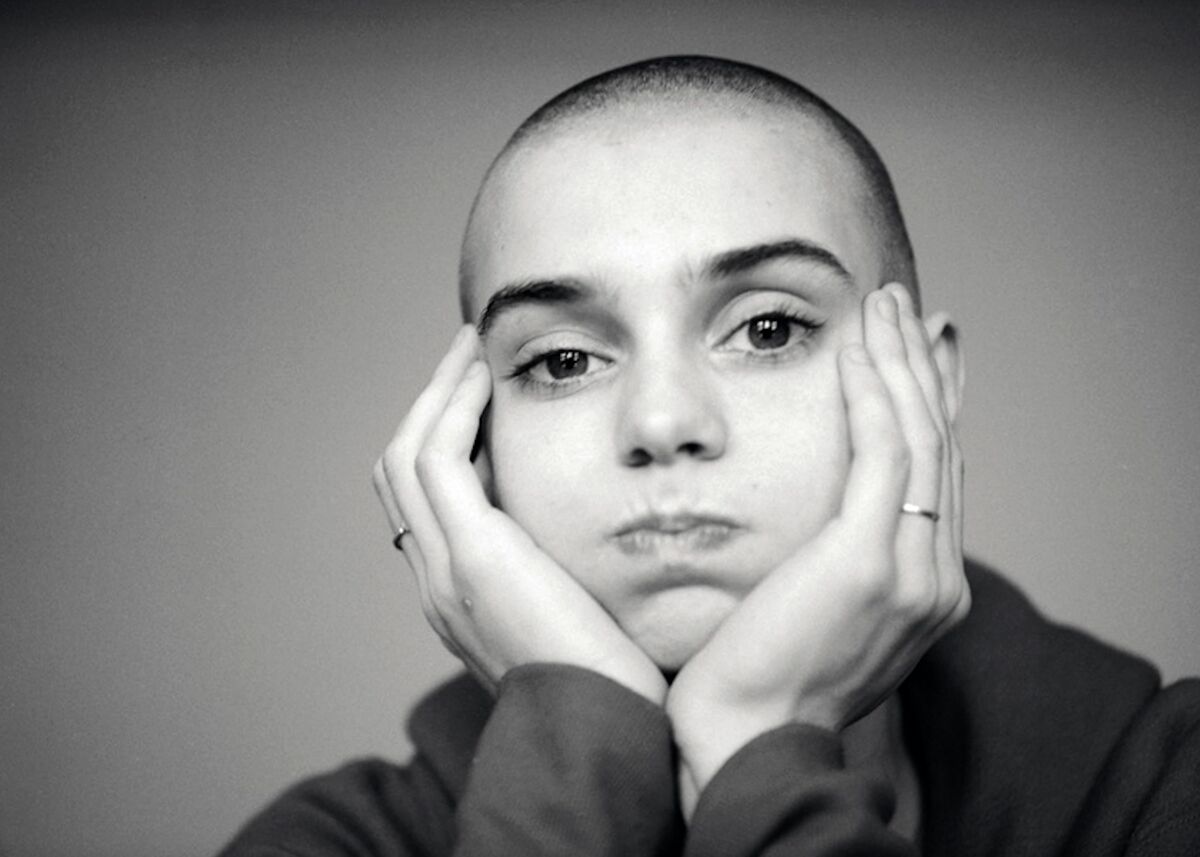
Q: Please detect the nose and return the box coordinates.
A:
[617,354,728,467]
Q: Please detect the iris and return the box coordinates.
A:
[545,349,588,379]
[748,315,791,350]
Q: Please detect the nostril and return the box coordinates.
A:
[617,383,728,467]
[625,448,653,467]
[623,441,711,467]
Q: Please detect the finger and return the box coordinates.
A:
[373,457,404,535]
[950,430,964,559]
[382,324,481,572]
[836,344,909,554]
[884,285,961,610]
[885,284,948,442]
[863,293,942,597]
[396,325,482,448]
[379,431,444,634]
[939,425,965,576]
[891,298,963,608]
[381,326,480,638]
[863,289,943,513]
[416,361,498,564]
[922,563,972,651]
[868,289,940,513]
[885,289,953,512]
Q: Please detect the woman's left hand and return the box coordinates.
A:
[666,283,969,815]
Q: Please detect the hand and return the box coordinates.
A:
[666,284,969,811]
[373,325,667,704]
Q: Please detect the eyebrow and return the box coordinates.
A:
[476,238,853,336]
[705,238,852,281]
[477,279,591,336]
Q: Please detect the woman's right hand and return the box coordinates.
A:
[373,324,667,705]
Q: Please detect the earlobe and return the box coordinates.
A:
[923,311,965,424]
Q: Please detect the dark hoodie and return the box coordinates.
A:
[219,561,1200,856]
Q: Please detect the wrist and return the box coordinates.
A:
[577,638,667,705]
[668,686,853,798]
[668,695,790,796]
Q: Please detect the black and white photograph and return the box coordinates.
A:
[2,3,1198,855]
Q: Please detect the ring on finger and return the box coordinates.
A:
[900,502,940,522]
[392,523,411,550]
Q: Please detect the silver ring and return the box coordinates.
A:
[900,503,940,522]
[392,524,410,550]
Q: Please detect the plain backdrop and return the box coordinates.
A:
[2,2,1198,855]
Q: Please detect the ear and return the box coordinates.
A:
[923,311,965,425]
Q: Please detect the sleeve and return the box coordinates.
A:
[214,754,460,857]
[1064,677,1200,857]
[217,663,683,857]
[684,723,917,857]
[453,663,683,855]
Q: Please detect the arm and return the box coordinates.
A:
[215,757,457,857]
[685,725,914,857]
[218,665,681,857]
[456,664,681,856]
[366,325,679,855]
[670,284,965,852]
[373,325,667,706]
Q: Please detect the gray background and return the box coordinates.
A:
[2,2,1197,855]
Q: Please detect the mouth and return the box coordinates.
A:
[609,512,744,556]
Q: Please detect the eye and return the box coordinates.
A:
[724,310,822,354]
[542,349,588,379]
[746,314,793,349]
[510,346,613,391]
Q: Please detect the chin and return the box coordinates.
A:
[618,586,742,674]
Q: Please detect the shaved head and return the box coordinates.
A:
[460,55,917,319]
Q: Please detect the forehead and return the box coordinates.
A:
[464,106,879,312]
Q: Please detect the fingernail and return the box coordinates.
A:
[843,344,870,364]
[877,292,898,322]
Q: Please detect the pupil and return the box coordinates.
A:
[748,315,791,349]
[546,349,587,379]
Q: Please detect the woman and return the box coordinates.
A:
[221,56,1199,857]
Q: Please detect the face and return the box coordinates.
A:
[466,106,887,671]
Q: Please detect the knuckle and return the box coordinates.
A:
[414,445,446,483]
[437,633,463,659]
[449,541,488,576]
[951,581,973,624]
[857,558,894,600]
[427,575,459,613]
[418,596,442,627]
[899,577,938,622]
[415,583,443,623]
[383,439,414,478]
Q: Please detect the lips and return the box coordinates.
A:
[610,512,743,555]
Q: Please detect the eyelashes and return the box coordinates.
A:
[506,304,825,395]
[716,304,823,359]
[507,347,614,392]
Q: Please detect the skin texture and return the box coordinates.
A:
[374,102,967,820]
[467,107,930,668]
